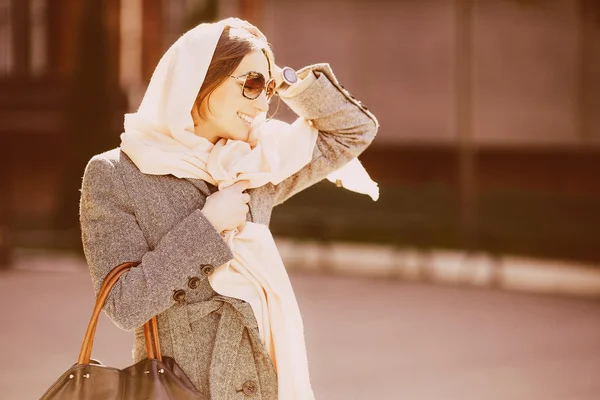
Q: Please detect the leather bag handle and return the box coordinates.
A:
[77,261,161,364]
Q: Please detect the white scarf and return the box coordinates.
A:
[120,18,377,399]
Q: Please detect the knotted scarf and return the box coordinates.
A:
[120,18,377,399]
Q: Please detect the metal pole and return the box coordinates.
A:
[0,0,14,267]
[0,135,13,268]
[578,0,591,143]
[455,0,477,252]
[120,0,143,111]
[12,0,29,77]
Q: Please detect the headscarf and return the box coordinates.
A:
[120,18,377,399]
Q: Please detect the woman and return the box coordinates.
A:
[80,18,378,399]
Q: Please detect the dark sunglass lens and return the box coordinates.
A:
[242,72,265,99]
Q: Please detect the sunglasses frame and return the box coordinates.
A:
[230,71,276,101]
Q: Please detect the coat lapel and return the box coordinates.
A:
[183,177,213,198]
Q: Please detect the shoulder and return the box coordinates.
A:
[81,148,150,214]
[89,148,135,170]
[86,148,143,179]
[83,148,148,196]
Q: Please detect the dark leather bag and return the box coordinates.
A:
[40,262,208,399]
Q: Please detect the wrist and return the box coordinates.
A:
[200,209,223,233]
[275,66,298,92]
[278,70,317,99]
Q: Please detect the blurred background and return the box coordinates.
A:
[1,0,600,399]
[1,0,600,264]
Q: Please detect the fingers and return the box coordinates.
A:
[272,64,282,74]
[271,64,283,88]
[230,180,251,192]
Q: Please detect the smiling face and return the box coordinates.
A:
[192,50,271,144]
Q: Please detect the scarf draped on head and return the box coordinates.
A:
[120,18,377,399]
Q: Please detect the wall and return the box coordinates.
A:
[263,0,600,147]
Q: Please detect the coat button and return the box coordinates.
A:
[173,289,186,303]
[242,380,258,396]
[201,264,214,276]
[188,276,201,289]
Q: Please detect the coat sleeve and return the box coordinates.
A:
[272,63,379,206]
[79,155,234,331]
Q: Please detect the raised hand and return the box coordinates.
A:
[201,180,251,233]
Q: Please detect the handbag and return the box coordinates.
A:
[40,261,208,399]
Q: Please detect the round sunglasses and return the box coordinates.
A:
[230,71,276,101]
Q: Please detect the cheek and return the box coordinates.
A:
[207,90,241,122]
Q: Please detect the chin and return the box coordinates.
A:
[223,131,249,143]
[235,127,251,142]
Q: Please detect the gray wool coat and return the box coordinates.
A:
[79,64,378,400]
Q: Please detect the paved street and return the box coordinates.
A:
[1,256,599,400]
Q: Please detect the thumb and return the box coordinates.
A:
[271,64,283,87]
[231,180,251,192]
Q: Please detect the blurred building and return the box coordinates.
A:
[1,0,599,264]
[0,0,224,262]
[265,0,600,188]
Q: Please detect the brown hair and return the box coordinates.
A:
[195,26,274,120]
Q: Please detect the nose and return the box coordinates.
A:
[253,91,269,112]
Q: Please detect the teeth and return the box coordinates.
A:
[237,112,253,124]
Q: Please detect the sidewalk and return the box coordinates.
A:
[10,238,600,298]
[3,252,600,400]
[275,238,600,298]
